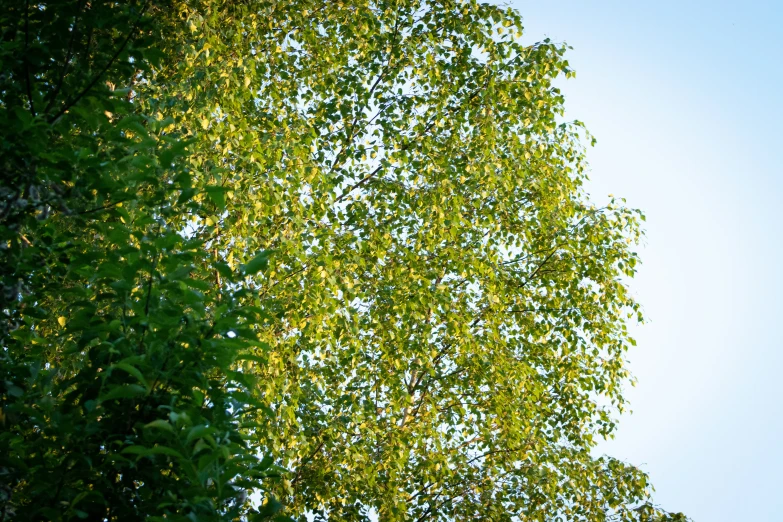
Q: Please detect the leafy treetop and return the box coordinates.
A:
[0,1,687,521]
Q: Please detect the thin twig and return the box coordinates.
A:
[24,0,36,117]
[44,0,84,114]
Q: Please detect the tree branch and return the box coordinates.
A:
[48,1,149,124]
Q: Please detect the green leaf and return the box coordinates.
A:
[205,186,227,210]
[259,454,274,471]
[241,250,275,276]
[121,445,185,460]
[99,384,147,402]
[110,362,149,390]
[214,261,234,281]
[236,353,266,364]
[144,419,176,433]
[186,425,218,445]
[183,278,211,291]
[257,496,283,517]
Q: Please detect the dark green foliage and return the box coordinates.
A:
[0,1,280,520]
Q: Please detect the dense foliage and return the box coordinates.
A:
[1,0,686,521]
[0,1,282,520]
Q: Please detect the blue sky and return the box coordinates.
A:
[506,1,783,520]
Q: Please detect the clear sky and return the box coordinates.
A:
[505,1,783,520]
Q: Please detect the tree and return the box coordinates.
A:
[1,0,687,521]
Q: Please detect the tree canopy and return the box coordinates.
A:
[0,0,687,521]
